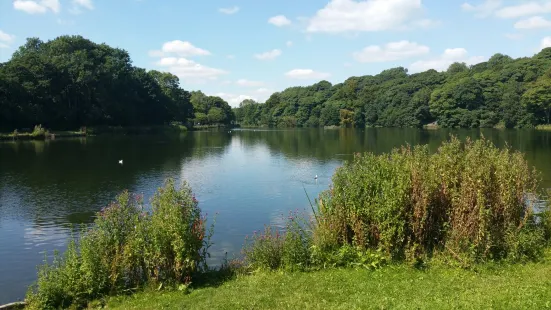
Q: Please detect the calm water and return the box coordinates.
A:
[1,128,551,303]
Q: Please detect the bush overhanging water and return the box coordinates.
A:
[26,179,212,309]
[244,137,551,271]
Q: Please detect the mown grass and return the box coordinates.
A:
[101,252,551,310]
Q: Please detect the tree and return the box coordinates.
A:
[522,72,551,124]
[0,35,200,130]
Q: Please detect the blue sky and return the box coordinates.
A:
[1,0,551,106]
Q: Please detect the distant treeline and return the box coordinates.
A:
[234,49,551,128]
[0,36,234,130]
[3,36,551,131]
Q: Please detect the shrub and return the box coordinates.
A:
[243,225,284,270]
[316,136,547,263]
[26,179,211,309]
[243,211,389,271]
[243,211,312,271]
[243,137,549,271]
[31,124,48,137]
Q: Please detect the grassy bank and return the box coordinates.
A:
[0,131,86,141]
[536,124,551,131]
[102,254,551,309]
[0,124,189,141]
[193,124,235,130]
[86,124,188,135]
[0,125,86,141]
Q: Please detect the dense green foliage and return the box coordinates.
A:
[243,137,550,271]
[234,50,551,128]
[317,137,546,263]
[26,179,211,309]
[0,36,234,130]
[3,35,551,130]
[190,91,235,126]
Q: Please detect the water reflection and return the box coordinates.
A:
[1,128,551,303]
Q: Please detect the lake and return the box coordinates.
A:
[1,128,551,304]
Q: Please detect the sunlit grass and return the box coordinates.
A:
[536,124,551,131]
[101,252,551,309]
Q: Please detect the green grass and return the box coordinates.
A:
[536,124,551,131]
[0,130,86,140]
[100,255,551,310]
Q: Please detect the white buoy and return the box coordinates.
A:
[118,160,123,164]
[314,175,318,179]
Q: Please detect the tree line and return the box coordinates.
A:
[2,35,551,130]
[235,50,551,128]
[0,36,234,131]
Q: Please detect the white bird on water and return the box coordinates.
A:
[314,175,318,180]
[118,160,123,165]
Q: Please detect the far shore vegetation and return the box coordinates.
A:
[3,35,551,138]
[21,137,551,309]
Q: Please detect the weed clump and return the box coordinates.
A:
[243,137,551,271]
[316,136,547,264]
[26,179,212,309]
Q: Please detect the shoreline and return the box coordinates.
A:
[0,124,245,141]
[3,125,551,142]
[0,301,25,310]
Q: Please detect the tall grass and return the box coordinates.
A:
[26,179,212,309]
[318,136,547,263]
[244,137,551,271]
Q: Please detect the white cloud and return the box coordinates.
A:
[285,69,331,80]
[68,0,93,14]
[514,16,551,29]
[226,55,235,59]
[219,6,239,14]
[461,0,502,18]
[306,0,426,33]
[148,50,164,57]
[13,0,60,14]
[268,15,292,26]
[254,49,282,60]
[344,62,352,67]
[540,36,551,50]
[149,40,211,58]
[73,0,93,10]
[496,1,551,19]
[353,40,430,63]
[236,79,265,87]
[255,88,272,95]
[0,30,15,43]
[409,48,487,73]
[215,93,257,107]
[286,41,293,47]
[0,43,9,49]
[215,88,274,106]
[155,57,227,82]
